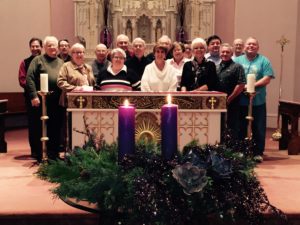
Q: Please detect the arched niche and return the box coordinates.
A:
[136,15,151,43]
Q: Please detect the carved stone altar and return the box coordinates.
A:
[67,91,226,150]
[73,0,216,55]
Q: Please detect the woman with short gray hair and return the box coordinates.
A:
[96,48,140,91]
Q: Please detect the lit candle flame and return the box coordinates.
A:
[167,94,172,105]
[124,99,129,106]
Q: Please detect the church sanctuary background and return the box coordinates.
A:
[0,0,300,129]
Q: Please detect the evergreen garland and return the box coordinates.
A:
[37,133,287,225]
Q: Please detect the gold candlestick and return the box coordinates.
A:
[38,91,49,161]
[272,35,289,141]
[245,92,256,140]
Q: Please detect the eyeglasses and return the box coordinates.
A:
[73,51,85,55]
[193,47,205,50]
[113,56,125,60]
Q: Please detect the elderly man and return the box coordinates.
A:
[58,39,71,62]
[116,34,133,59]
[26,36,64,162]
[232,38,244,59]
[216,43,245,139]
[234,37,275,162]
[91,43,110,80]
[125,37,151,81]
[146,35,173,62]
[205,35,222,66]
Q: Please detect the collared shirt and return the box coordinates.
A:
[216,59,246,105]
[234,54,275,106]
[205,52,222,66]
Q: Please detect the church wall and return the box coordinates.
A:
[294,2,300,102]
[0,0,51,93]
[234,0,299,128]
[214,0,235,43]
[50,0,76,44]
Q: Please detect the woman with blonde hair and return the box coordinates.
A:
[180,37,218,91]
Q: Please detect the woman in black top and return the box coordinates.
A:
[180,37,218,91]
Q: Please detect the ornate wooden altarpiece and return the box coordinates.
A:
[67,91,226,151]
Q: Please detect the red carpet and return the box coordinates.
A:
[1,128,300,224]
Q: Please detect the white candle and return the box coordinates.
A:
[40,73,48,92]
[246,73,256,93]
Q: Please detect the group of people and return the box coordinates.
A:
[18,33,274,163]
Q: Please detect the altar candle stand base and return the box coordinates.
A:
[38,91,49,161]
[245,92,256,140]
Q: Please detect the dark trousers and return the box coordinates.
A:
[226,103,241,139]
[239,103,266,156]
[25,93,42,159]
[46,94,64,160]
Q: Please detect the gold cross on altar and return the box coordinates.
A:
[76,96,86,108]
[209,97,217,109]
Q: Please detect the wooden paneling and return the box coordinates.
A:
[279,100,300,155]
[0,92,26,114]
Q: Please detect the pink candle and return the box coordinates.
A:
[161,94,178,160]
[118,99,135,161]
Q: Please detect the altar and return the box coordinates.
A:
[67,91,227,150]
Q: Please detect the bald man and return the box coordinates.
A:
[91,43,110,80]
[232,38,244,59]
[116,34,133,59]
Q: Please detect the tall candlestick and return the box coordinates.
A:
[246,73,256,93]
[161,94,178,160]
[118,99,135,161]
[40,73,48,92]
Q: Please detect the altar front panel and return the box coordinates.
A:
[67,92,226,150]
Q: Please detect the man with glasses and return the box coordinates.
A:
[58,39,71,62]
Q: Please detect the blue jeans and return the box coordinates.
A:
[239,103,266,156]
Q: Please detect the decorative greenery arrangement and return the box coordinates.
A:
[37,132,287,225]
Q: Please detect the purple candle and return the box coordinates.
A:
[118,100,135,161]
[161,94,178,160]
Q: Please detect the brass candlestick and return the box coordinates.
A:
[245,92,256,140]
[38,91,49,161]
[272,35,289,141]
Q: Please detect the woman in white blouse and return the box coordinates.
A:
[141,44,177,92]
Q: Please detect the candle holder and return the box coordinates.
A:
[38,91,49,161]
[245,91,256,140]
[272,35,289,141]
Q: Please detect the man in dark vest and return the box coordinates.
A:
[18,37,42,159]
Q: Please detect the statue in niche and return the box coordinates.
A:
[100,0,112,48]
[155,20,162,42]
[137,15,151,43]
[126,20,133,42]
